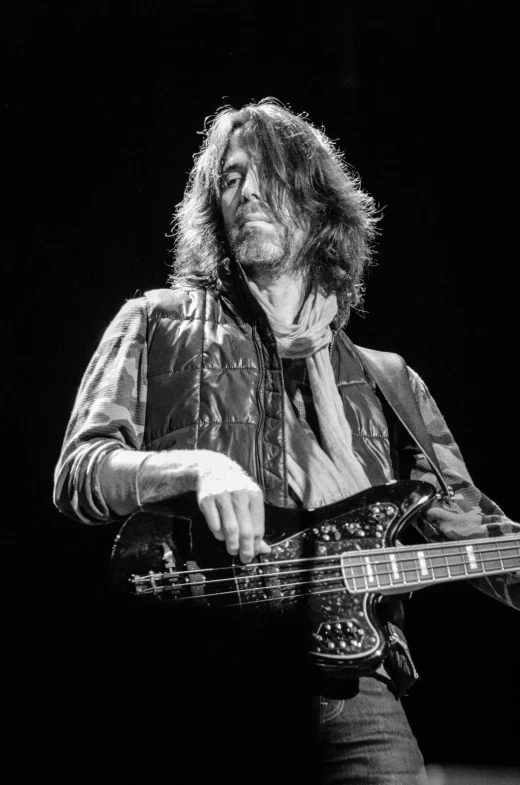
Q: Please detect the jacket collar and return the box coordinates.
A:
[217,256,267,322]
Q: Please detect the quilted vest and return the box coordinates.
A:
[141,260,428,507]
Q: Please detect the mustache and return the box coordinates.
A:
[235,203,274,227]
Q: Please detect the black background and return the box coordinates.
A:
[5,0,520,774]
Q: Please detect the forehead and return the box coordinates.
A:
[222,130,258,170]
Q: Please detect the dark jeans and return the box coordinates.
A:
[315,678,428,784]
[177,674,427,785]
[88,603,427,785]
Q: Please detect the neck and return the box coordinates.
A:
[247,271,307,324]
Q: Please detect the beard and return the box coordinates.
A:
[227,219,301,284]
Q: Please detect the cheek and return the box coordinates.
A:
[220,199,235,233]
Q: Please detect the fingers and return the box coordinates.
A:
[196,453,270,562]
[218,491,244,558]
[199,487,270,563]
[224,488,254,561]
[249,488,270,556]
[200,495,225,541]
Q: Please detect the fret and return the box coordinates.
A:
[397,551,421,585]
[417,550,429,577]
[443,543,467,577]
[371,554,392,589]
[498,539,520,569]
[340,536,520,595]
[388,553,400,584]
[466,544,478,570]
[363,556,375,586]
[476,541,504,573]
[425,542,483,581]
[343,554,368,592]
[373,551,414,588]
[428,546,452,580]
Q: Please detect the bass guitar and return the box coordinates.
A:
[106,479,520,678]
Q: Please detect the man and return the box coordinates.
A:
[54,100,520,784]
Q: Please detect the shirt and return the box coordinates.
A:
[53,296,520,609]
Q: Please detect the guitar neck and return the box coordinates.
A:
[341,535,520,595]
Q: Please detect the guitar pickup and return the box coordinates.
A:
[185,560,208,603]
[234,558,299,608]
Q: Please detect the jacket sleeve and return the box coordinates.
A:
[407,366,520,609]
[53,297,149,524]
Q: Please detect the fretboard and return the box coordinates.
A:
[340,536,520,595]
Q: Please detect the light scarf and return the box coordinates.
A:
[249,282,372,508]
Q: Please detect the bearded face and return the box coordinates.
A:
[226,202,295,281]
[220,132,307,282]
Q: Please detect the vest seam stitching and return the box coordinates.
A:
[154,314,239,327]
[144,422,258,449]
[147,365,258,380]
[194,292,206,446]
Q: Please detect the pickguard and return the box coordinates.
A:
[106,481,436,677]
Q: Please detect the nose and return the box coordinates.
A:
[241,168,261,202]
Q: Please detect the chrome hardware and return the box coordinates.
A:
[161,542,176,571]
[435,485,455,504]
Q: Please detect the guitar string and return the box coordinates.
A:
[141,575,346,605]
[136,546,520,604]
[141,550,520,609]
[133,556,339,588]
[137,564,345,597]
[170,583,350,610]
[139,538,520,587]
[134,540,516,602]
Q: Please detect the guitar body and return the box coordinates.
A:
[106,480,436,678]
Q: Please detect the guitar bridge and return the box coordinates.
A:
[130,570,183,597]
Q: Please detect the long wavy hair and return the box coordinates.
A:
[169,99,379,324]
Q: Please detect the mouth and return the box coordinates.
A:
[238,213,271,228]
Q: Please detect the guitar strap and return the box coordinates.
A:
[352,344,451,499]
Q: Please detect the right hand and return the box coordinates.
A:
[196,453,271,564]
